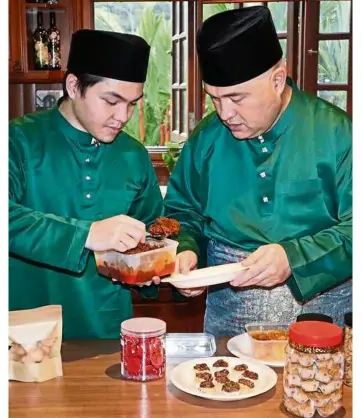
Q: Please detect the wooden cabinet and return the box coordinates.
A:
[9,0,79,119]
[9,0,25,74]
[9,0,75,84]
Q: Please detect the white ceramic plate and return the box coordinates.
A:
[161,262,247,289]
[227,333,285,368]
[170,356,277,402]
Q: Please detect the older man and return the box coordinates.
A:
[164,7,352,336]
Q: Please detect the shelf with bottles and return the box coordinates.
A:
[25,0,66,8]
[26,6,68,74]
[25,3,67,9]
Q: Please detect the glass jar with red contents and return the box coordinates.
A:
[120,317,166,381]
[283,321,344,418]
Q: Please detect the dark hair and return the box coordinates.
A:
[61,71,105,100]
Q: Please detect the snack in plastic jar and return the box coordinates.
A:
[120,317,166,381]
[283,321,344,418]
[343,312,352,387]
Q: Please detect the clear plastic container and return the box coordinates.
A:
[120,317,166,381]
[95,238,179,285]
[165,333,216,358]
[283,321,344,418]
[245,322,289,363]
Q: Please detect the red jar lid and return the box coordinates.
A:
[289,321,343,348]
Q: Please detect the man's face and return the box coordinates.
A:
[204,66,286,140]
[71,78,144,143]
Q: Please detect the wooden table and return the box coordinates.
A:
[9,338,352,418]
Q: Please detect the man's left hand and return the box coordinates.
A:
[230,244,291,288]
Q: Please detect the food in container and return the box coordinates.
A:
[283,321,344,418]
[120,317,166,382]
[149,217,181,237]
[343,312,352,387]
[245,322,289,363]
[95,238,179,285]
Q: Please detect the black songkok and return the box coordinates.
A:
[67,30,150,82]
[197,6,283,87]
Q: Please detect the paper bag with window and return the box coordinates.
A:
[8,305,63,382]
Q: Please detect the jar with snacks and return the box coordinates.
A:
[283,321,344,418]
[343,312,352,387]
[120,317,166,382]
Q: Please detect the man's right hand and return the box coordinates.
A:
[174,251,206,297]
[85,215,146,253]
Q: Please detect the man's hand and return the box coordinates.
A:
[174,251,206,297]
[85,215,146,253]
[151,251,205,296]
[230,244,291,288]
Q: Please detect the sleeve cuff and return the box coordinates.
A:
[66,220,92,273]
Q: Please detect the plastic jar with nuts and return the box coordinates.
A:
[344,312,352,387]
[283,321,344,418]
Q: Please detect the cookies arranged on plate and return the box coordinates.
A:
[194,359,259,395]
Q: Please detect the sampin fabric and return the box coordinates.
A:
[204,239,352,337]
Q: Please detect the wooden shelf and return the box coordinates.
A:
[9,70,65,84]
[25,3,66,9]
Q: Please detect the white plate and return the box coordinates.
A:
[162,262,247,289]
[227,333,285,368]
[170,356,277,402]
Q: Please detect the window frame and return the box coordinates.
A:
[85,0,353,143]
[300,0,352,114]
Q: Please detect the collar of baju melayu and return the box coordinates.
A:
[252,76,301,144]
[50,105,98,148]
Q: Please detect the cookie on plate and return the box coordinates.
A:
[213,359,229,368]
[234,364,248,372]
[198,380,216,394]
[195,372,213,383]
[238,378,255,389]
[194,363,210,372]
[221,381,240,393]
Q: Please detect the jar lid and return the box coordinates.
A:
[121,317,166,335]
[344,312,352,327]
[296,313,333,323]
[289,321,343,348]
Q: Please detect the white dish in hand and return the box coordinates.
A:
[161,262,247,289]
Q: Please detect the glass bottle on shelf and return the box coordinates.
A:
[33,11,49,70]
[48,12,61,70]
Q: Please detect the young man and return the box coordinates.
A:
[164,7,352,336]
[9,30,163,338]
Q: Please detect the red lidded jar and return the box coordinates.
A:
[283,321,344,418]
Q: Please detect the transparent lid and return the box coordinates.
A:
[121,317,166,337]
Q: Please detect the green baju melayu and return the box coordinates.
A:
[9,106,162,339]
[165,78,352,335]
